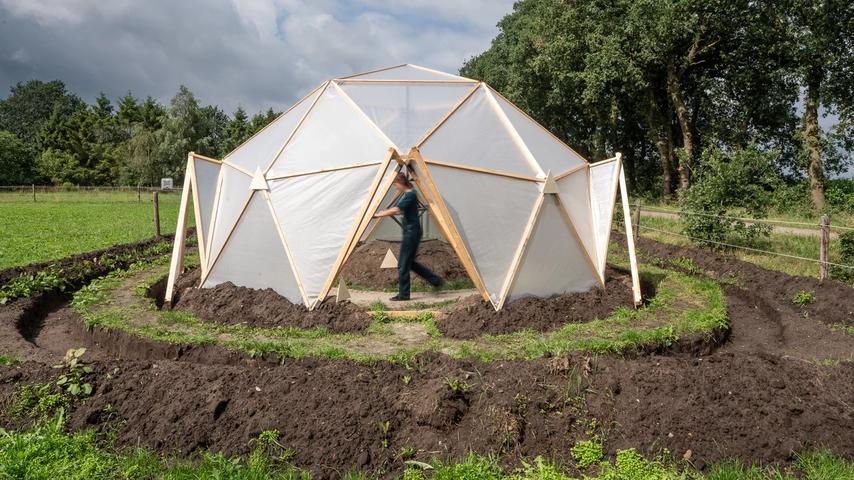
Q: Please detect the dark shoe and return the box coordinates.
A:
[431,279,445,291]
[390,295,410,301]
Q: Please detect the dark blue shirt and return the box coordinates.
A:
[396,191,420,231]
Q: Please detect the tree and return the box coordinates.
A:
[250,108,278,136]
[0,131,34,185]
[223,106,251,155]
[0,80,83,144]
[197,105,229,158]
[785,0,854,209]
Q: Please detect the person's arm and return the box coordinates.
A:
[374,206,401,218]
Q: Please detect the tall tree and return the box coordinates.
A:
[0,131,34,185]
[786,0,854,208]
[0,80,83,144]
[223,106,251,154]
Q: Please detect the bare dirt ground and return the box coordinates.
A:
[0,235,853,478]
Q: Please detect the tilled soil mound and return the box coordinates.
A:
[437,267,639,339]
[339,239,470,289]
[1,352,852,479]
[170,269,371,333]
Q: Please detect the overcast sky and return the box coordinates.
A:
[0,0,515,114]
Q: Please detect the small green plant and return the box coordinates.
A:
[792,290,816,306]
[571,437,604,469]
[443,377,471,395]
[54,348,94,397]
[399,446,416,460]
[402,375,411,385]
[0,354,20,366]
[831,231,854,283]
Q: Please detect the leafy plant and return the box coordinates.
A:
[443,377,471,395]
[680,146,777,249]
[831,231,854,283]
[53,348,94,397]
[571,437,604,469]
[792,291,816,306]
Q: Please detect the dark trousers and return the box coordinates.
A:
[398,226,441,298]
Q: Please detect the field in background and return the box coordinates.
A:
[0,190,187,269]
[635,214,847,279]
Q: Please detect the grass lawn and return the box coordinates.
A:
[0,191,188,269]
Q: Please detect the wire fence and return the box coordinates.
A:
[0,185,183,203]
[638,204,854,232]
[636,224,854,270]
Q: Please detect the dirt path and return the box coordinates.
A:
[345,288,477,310]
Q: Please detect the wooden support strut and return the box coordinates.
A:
[164,156,194,304]
[314,150,397,308]
[618,160,642,305]
[553,193,606,287]
[497,192,546,310]
[408,147,491,304]
[188,155,208,276]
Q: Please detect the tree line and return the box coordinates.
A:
[461,0,854,211]
[0,80,279,187]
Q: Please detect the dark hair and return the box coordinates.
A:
[394,172,412,188]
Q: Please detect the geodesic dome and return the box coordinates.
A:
[165,64,638,310]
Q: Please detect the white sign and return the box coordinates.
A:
[160,178,174,190]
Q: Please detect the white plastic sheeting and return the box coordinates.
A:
[420,85,539,177]
[589,160,621,275]
[267,86,392,177]
[225,86,321,173]
[428,164,541,306]
[169,64,631,311]
[191,156,221,251]
[340,82,474,150]
[555,168,599,269]
[206,164,252,268]
[269,165,380,305]
[491,91,586,175]
[507,197,600,302]
[342,64,474,82]
[203,192,302,301]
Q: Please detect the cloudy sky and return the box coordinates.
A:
[0,0,515,114]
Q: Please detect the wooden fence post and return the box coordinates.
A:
[819,215,829,281]
[633,199,641,241]
[137,184,141,203]
[32,184,35,202]
[153,191,161,237]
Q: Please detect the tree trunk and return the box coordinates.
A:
[647,87,676,198]
[803,70,825,210]
[666,61,694,192]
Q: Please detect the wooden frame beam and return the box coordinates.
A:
[263,81,331,175]
[414,83,481,148]
[554,163,588,181]
[483,87,544,178]
[408,147,491,304]
[191,152,222,164]
[263,189,310,305]
[197,189,256,288]
[314,149,397,308]
[334,79,479,85]
[187,156,208,277]
[553,193,605,287]
[618,159,642,305]
[496,192,546,310]
[265,161,382,181]
[164,155,194,304]
[423,158,543,183]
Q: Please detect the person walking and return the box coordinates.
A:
[373,172,443,301]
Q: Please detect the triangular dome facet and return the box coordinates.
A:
[491,88,586,175]
[267,84,392,178]
[339,82,475,150]
[419,85,539,177]
[224,85,323,173]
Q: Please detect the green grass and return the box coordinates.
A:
[1,419,851,480]
[0,354,20,366]
[71,256,726,363]
[636,197,854,227]
[0,191,187,269]
[637,215,848,279]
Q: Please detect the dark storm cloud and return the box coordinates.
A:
[0,0,513,114]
